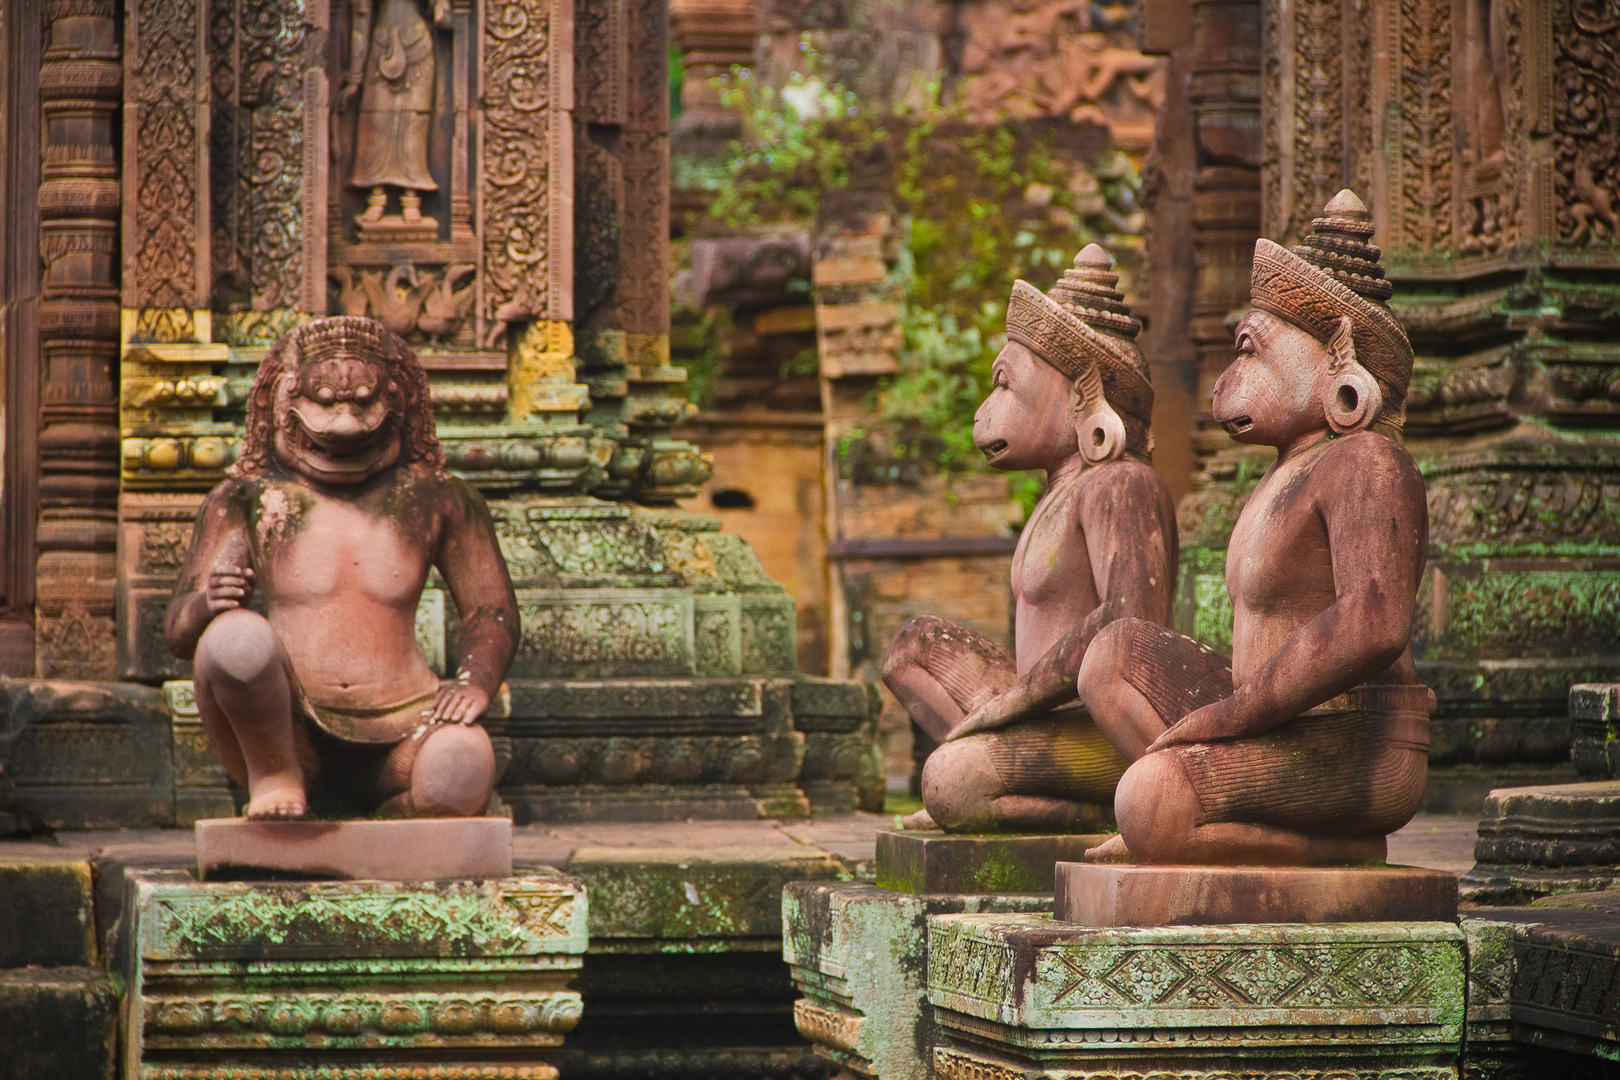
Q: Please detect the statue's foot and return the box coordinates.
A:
[900,808,937,830]
[1085,833,1133,863]
[244,784,307,820]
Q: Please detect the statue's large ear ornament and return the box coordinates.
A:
[1073,357,1127,464]
[1321,315,1382,435]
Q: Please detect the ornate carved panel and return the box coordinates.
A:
[481,0,575,336]
[1392,0,1452,255]
[242,0,311,312]
[125,0,207,313]
[1260,0,1342,245]
[1552,0,1620,247]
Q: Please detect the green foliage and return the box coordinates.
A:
[698,52,1143,520]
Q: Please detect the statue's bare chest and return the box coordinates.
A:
[1012,480,1092,607]
[1227,463,1330,612]
[256,492,434,609]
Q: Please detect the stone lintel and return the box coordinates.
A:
[1055,862,1459,926]
[195,817,515,882]
[876,831,1110,894]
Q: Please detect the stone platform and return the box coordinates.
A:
[122,867,589,1079]
[0,815,1482,1080]
[195,816,514,881]
[1056,861,1459,926]
[875,830,1107,894]
[1462,780,1620,904]
[928,912,1466,1078]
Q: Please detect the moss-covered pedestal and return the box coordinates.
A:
[780,833,1102,1080]
[927,913,1466,1079]
[121,868,588,1079]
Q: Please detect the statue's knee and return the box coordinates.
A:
[882,617,941,684]
[920,737,1002,832]
[411,724,496,816]
[1115,753,1194,861]
[196,609,281,692]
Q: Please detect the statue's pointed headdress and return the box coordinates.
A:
[1249,190,1414,435]
[1004,244,1153,463]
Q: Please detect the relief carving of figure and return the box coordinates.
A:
[338,0,449,224]
[164,317,519,820]
[1079,191,1434,866]
[881,245,1178,833]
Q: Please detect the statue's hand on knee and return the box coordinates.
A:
[204,565,255,616]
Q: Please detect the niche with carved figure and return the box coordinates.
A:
[326,0,480,347]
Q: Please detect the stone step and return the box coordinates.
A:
[1463,780,1620,904]
[0,857,95,967]
[0,967,118,1080]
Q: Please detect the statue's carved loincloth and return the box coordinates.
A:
[1118,619,1433,835]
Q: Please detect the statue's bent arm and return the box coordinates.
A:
[433,477,520,703]
[948,462,1175,739]
[165,485,254,661]
[1156,435,1426,749]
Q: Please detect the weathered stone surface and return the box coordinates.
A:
[0,679,174,829]
[1463,781,1620,905]
[1055,862,1459,926]
[571,847,847,943]
[927,913,1465,1077]
[0,857,95,967]
[122,868,587,1076]
[1572,684,1620,780]
[1463,902,1620,1067]
[876,831,1108,894]
[783,881,1049,1080]
[0,967,117,1080]
[195,817,515,881]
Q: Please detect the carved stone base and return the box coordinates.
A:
[928,913,1465,1079]
[1055,862,1460,926]
[121,868,588,1079]
[782,882,1052,1080]
[876,831,1111,894]
[1461,780,1620,905]
[354,213,441,243]
[195,817,515,881]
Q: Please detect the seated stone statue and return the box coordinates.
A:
[165,316,520,820]
[1079,190,1434,866]
[882,246,1178,832]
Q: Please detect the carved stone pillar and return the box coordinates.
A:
[37,0,123,679]
[575,0,712,503]
[1173,0,1620,803]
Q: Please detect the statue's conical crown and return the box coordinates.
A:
[1004,244,1153,422]
[1289,190,1394,304]
[1048,244,1143,339]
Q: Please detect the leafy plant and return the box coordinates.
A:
[693,50,1144,518]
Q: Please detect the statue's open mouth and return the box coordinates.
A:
[981,439,1009,460]
[279,405,399,482]
[1221,416,1253,436]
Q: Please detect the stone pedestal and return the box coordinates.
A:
[1056,862,1459,926]
[927,913,1465,1078]
[194,818,515,881]
[1461,781,1620,905]
[783,882,1050,1080]
[876,831,1108,894]
[121,868,588,1079]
